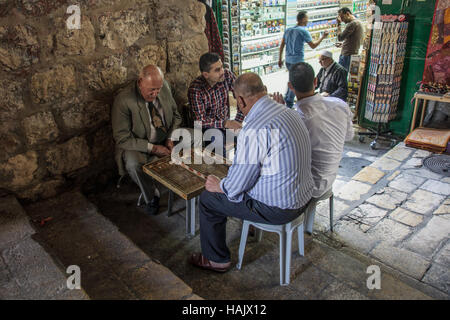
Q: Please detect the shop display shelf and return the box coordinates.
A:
[298,4,339,11]
[241,33,283,42]
[241,46,279,57]
[242,60,278,70]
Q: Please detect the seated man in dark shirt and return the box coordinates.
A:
[316,50,348,102]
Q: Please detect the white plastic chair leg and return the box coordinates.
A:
[297,224,304,256]
[237,221,250,270]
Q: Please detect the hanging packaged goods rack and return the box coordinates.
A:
[364,14,409,123]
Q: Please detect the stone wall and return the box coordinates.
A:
[0,0,208,201]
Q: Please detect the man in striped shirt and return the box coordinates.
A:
[189,73,314,273]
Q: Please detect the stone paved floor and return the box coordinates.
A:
[83,135,448,299]
[0,196,89,300]
[2,132,448,300]
[313,142,450,295]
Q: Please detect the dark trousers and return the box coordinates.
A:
[199,191,309,263]
[339,54,351,72]
[284,62,295,108]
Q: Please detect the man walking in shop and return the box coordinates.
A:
[273,62,353,234]
[278,10,329,108]
[316,50,348,101]
[336,7,364,71]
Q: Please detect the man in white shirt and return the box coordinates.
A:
[274,62,354,233]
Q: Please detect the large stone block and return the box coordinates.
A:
[46,136,90,174]
[352,166,385,184]
[22,111,59,145]
[60,101,110,132]
[434,242,450,267]
[365,187,408,210]
[420,180,450,196]
[336,180,372,202]
[388,173,425,193]
[155,0,205,41]
[384,145,413,162]
[53,16,95,56]
[90,125,114,163]
[402,168,443,180]
[184,0,207,34]
[434,198,450,218]
[0,151,39,191]
[371,157,401,172]
[84,55,127,92]
[98,8,153,50]
[389,207,424,227]
[31,65,77,104]
[0,123,24,162]
[404,216,450,259]
[1,237,70,299]
[0,79,25,120]
[165,64,201,105]
[0,24,39,71]
[344,203,388,231]
[402,189,445,215]
[333,221,379,254]
[370,242,430,280]
[129,43,167,75]
[16,0,68,16]
[366,218,412,245]
[168,34,208,69]
[0,196,34,251]
[422,263,450,294]
[16,177,66,201]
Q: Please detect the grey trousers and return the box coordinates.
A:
[123,150,158,204]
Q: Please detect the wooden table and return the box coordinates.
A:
[410,92,450,133]
[142,154,229,237]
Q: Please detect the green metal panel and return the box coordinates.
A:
[215,0,223,41]
[358,0,436,138]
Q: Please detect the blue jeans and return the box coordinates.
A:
[284,62,296,108]
[339,55,351,72]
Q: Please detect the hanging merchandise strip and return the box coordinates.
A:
[364,14,409,124]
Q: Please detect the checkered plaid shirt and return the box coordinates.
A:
[188,69,244,129]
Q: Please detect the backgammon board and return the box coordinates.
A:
[142,151,230,200]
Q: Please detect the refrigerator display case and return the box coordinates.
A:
[221,0,288,76]
[219,0,370,77]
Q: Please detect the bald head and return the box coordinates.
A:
[139,65,164,81]
[234,73,266,98]
[234,73,267,116]
[138,65,164,102]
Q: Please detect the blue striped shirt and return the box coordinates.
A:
[220,95,314,209]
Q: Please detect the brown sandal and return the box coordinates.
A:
[189,253,231,273]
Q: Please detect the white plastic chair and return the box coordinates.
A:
[236,214,305,286]
[304,189,334,233]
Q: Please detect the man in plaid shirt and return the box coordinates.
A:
[188,53,244,131]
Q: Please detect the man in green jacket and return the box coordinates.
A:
[112,65,182,215]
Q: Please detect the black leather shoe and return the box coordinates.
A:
[144,196,160,216]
